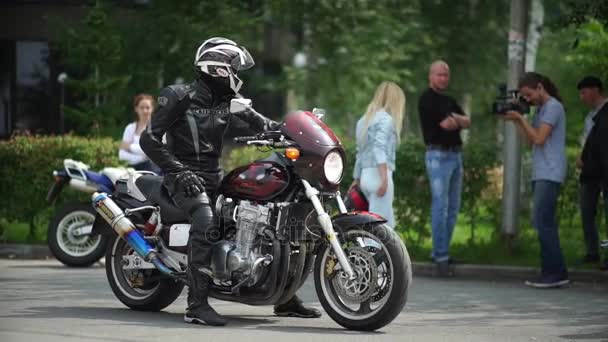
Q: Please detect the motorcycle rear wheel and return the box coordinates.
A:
[47,202,107,267]
[105,235,184,312]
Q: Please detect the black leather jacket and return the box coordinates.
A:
[140,75,278,175]
[580,102,608,184]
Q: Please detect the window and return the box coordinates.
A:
[0,41,13,138]
[14,41,53,134]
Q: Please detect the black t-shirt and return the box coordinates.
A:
[418,88,465,147]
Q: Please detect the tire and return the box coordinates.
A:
[47,202,107,267]
[105,235,184,312]
[314,223,412,331]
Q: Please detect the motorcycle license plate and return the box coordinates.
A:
[169,224,191,247]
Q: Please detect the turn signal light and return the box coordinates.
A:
[285,147,300,161]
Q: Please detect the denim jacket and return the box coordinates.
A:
[353,110,397,179]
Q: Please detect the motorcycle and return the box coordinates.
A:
[46,159,139,267]
[91,100,412,331]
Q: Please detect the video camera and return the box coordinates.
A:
[492,84,530,115]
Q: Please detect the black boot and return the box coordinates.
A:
[436,260,454,278]
[184,271,227,326]
[274,295,321,318]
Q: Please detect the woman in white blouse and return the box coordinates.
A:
[119,94,160,173]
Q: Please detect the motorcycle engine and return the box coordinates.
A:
[211,199,273,285]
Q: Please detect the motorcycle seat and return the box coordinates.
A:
[101,167,132,184]
[135,175,189,223]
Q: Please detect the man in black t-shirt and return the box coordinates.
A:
[418,60,470,277]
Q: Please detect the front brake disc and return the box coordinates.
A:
[331,246,378,303]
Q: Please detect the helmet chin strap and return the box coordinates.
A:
[229,74,243,93]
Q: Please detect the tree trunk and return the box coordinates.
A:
[525,0,544,72]
[94,65,100,108]
[461,93,472,143]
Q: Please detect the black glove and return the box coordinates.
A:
[268,120,282,131]
[174,170,205,197]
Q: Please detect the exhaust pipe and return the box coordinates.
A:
[92,192,173,276]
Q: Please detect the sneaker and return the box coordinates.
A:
[525,276,570,289]
[431,257,460,265]
[184,305,227,326]
[576,254,600,265]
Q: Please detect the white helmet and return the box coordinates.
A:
[194,37,254,94]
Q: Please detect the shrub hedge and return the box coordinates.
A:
[0,134,588,254]
[0,135,123,241]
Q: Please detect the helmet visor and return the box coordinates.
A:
[230,46,255,71]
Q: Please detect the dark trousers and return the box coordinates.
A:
[580,181,608,258]
[164,171,221,310]
[532,180,568,280]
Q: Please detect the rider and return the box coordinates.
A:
[140,37,321,326]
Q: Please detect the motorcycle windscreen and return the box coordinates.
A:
[281,111,341,147]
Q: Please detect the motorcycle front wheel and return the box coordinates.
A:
[314,223,412,331]
[47,202,107,267]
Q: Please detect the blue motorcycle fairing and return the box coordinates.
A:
[84,171,114,193]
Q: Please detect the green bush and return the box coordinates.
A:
[340,137,500,251]
[0,133,588,266]
[0,135,123,242]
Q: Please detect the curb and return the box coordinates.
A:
[413,262,608,284]
[0,243,53,260]
[1,243,606,284]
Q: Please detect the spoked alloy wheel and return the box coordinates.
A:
[48,203,106,267]
[314,223,412,331]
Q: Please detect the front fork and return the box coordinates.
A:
[301,180,356,279]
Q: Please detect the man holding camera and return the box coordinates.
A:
[576,76,608,270]
[418,60,471,277]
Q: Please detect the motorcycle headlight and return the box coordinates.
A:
[324,151,344,184]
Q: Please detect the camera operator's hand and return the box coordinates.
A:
[503,110,523,122]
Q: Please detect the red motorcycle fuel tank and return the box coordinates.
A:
[219,161,289,201]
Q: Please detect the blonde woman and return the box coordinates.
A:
[350,81,406,228]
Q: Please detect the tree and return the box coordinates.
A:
[53,1,130,136]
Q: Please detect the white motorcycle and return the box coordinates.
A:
[46,159,143,266]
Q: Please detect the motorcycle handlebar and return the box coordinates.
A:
[233,135,259,144]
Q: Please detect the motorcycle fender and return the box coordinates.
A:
[331,211,387,231]
[46,177,69,203]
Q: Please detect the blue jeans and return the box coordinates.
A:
[580,181,608,258]
[532,180,568,280]
[360,167,395,228]
[425,150,463,262]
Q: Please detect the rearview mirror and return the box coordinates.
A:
[230,98,252,113]
[312,107,326,120]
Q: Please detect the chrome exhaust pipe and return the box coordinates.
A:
[92,192,173,276]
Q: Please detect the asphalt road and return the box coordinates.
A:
[0,259,607,342]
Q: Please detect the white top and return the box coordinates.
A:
[580,99,608,147]
[119,122,148,165]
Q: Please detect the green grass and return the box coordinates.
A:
[0,218,48,245]
[399,212,596,268]
[0,206,599,269]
